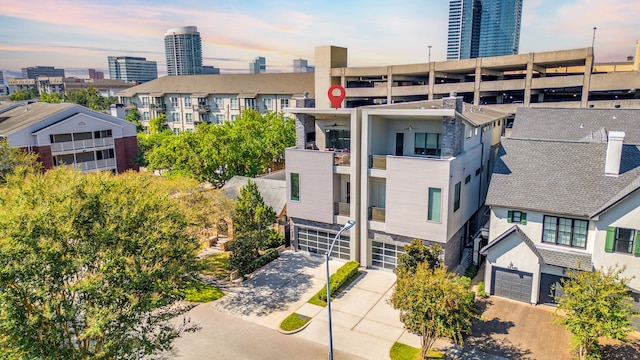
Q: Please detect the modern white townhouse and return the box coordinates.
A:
[115,73,314,133]
[285,95,505,270]
[0,102,138,174]
[480,108,640,327]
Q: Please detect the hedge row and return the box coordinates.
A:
[317,261,360,301]
[252,248,279,270]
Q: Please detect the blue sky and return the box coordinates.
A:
[0,0,639,79]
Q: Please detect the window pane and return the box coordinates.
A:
[557,218,572,245]
[572,220,588,247]
[290,173,300,201]
[428,188,442,222]
[542,216,557,243]
[615,228,634,253]
[414,133,426,154]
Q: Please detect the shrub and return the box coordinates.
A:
[259,229,284,251]
[464,263,479,279]
[252,248,279,269]
[317,261,360,301]
[477,280,489,298]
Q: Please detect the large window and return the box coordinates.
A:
[245,98,256,109]
[325,129,350,150]
[263,98,273,110]
[606,227,640,255]
[170,97,179,107]
[171,113,179,122]
[184,97,192,107]
[290,173,300,201]
[453,182,461,212]
[542,216,588,248]
[230,98,239,109]
[185,113,192,123]
[281,98,290,108]
[414,133,441,156]
[141,96,149,106]
[428,187,442,222]
[213,97,223,108]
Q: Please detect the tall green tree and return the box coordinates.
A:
[233,180,276,233]
[148,113,167,135]
[63,87,117,111]
[554,266,634,360]
[40,92,63,103]
[145,109,295,186]
[0,169,201,359]
[0,138,41,184]
[391,264,475,360]
[229,231,261,277]
[9,88,38,101]
[395,239,442,277]
[125,108,143,132]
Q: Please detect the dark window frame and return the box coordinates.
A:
[542,215,588,249]
[290,173,300,201]
[453,182,461,212]
[614,227,635,254]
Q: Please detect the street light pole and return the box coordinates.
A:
[591,27,597,48]
[326,220,356,360]
[428,45,432,63]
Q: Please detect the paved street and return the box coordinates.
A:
[162,304,363,360]
[167,251,596,360]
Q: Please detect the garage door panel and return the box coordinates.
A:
[492,267,533,303]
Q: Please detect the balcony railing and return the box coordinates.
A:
[51,137,114,153]
[368,206,386,222]
[334,202,350,216]
[193,105,211,112]
[150,103,166,112]
[369,155,387,170]
[334,153,351,166]
[65,158,116,172]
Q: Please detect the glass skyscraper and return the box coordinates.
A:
[164,26,203,76]
[447,0,522,60]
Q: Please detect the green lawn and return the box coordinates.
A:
[200,251,231,280]
[279,312,311,332]
[390,342,445,360]
[180,281,224,303]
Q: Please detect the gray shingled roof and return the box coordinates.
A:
[481,225,593,271]
[115,72,315,98]
[537,247,593,271]
[486,138,640,217]
[222,176,287,217]
[0,102,77,135]
[512,108,640,144]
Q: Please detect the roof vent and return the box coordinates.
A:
[605,131,625,177]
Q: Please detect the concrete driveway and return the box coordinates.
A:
[209,251,579,360]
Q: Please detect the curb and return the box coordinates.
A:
[276,318,313,335]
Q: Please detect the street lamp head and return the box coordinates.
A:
[343,220,356,231]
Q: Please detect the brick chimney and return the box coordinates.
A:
[605,131,625,176]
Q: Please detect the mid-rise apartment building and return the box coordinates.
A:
[108,56,158,83]
[0,102,138,174]
[115,72,314,133]
[285,96,505,270]
[21,66,65,79]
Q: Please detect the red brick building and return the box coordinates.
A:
[0,102,138,173]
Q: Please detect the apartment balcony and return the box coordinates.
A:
[50,137,114,153]
[65,158,116,173]
[127,103,137,109]
[150,103,166,112]
[369,155,387,170]
[368,206,386,222]
[193,105,211,113]
[334,202,350,216]
[334,152,351,166]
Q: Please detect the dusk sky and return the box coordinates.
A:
[1,0,639,79]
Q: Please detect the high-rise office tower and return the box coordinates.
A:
[108,56,158,83]
[249,57,266,74]
[164,26,202,76]
[446,0,522,60]
[478,0,523,57]
[21,66,65,79]
[0,70,4,85]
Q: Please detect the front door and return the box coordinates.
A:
[395,133,404,156]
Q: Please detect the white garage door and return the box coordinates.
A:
[297,227,350,260]
[491,267,533,303]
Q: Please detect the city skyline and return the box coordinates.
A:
[1,0,639,79]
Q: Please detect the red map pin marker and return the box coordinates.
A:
[328,85,346,109]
